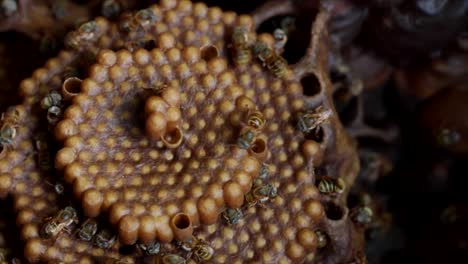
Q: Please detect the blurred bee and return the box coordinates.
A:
[0,106,24,151]
[273,28,287,51]
[94,228,117,249]
[54,182,65,195]
[179,236,214,263]
[351,206,373,226]
[439,204,468,225]
[97,257,133,264]
[316,176,345,195]
[0,247,10,261]
[40,91,62,110]
[47,106,63,126]
[137,241,161,255]
[35,135,52,171]
[51,0,68,19]
[77,218,98,241]
[153,254,186,264]
[244,183,278,208]
[246,110,266,131]
[231,26,252,66]
[0,0,17,17]
[253,41,288,78]
[126,36,156,52]
[102,0,127,19]
[143,82,169,95]
[435,128,460,147]
[297,106,332,134]
[222,207,243,225]
[236,128,256,149]
[41,206,78,238]
[258,164,269,179]
[120,8,156,33]
[315,230,328,249]
[65,21,100,50]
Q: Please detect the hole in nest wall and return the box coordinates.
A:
[301,73,321,96]
[324,202,344,220]
[200,45,219,61]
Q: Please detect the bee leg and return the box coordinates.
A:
[63,226,73,235]
[257,202,268,209]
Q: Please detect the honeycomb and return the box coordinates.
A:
[0,0,362,263]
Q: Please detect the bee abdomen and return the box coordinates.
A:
[317,177,345,194]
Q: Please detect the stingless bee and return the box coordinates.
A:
[179,236,214,263]
[98,257,133,264]
[253,41,288,78]
[297,106,332,134]
[137,241,161,255]
[35,135,52,171]
[94,228,117,249]
[244,183,278,208]
[0,106,23,149]
[154,254,186,264]
[231,26,252,66]
[222,207,243,225]
[47,105,63,126]
[120,8,156,33]
[435,128,460,147]
[126,36,156,52]
[315,230,328,249]
[258,164,270,180]
[351,206,373,226]
[65,21,100,50]
[102,0,126,19]
[273,28,287,50]
[40,206,78,238]
[246,110,266,131]
[316,176,345,195]
[143,82,169,95]
[77,218,98,241]
[0,247,10,261]
[40,91,62,110]
[236,110,266,149]
[236,128,256,149]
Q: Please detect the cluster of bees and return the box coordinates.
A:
[119,8,158,51]
[231,26,289,78]
[39,206,118,250]
[221,164,278,225]
[40,206,214,263]
[0,106,24,156]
